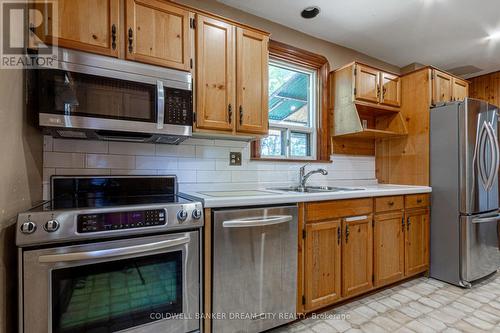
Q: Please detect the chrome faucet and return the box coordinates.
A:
[299,164,328,191]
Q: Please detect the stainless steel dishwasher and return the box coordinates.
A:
[212,205,298,333]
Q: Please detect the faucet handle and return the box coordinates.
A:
[300,163,309,172]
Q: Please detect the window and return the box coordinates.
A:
[260,60,318,160]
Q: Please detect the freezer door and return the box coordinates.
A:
[212,206,298,333]
[460,212,500,283]
[460,98,500,214]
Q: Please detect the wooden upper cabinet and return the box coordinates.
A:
[405,208,430,276]
[432,70,453,104]
[304,220,342,311]
[342,215,373,298]
[452,78,469,101]
[355,64,380,103]
[40,0,120,57]
[195,15,235,132]
[125,0,192,71]
[374,211,405,287]
[236,28,269,135]
[380,72,401,107]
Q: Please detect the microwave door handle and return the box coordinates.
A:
[38,236,190,263]
[223,215,293,228]
[157,80,165,129]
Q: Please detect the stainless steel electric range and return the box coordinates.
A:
[16,176,203,333]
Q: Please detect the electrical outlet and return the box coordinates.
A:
[229,152,242,166]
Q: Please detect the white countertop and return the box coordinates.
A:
[181,184,432,208]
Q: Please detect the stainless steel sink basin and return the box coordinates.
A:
[269,186,365,193]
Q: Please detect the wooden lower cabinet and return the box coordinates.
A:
[303,220,342,311]
[405,208,430,276]
[300,195,430,313]
[374,211,405,287]
[342,215,373,297]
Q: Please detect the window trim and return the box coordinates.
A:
[251,40,331,163]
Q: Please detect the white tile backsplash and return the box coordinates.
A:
[42,136,377,199]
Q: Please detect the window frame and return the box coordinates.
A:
[251,40,331,163]
[264,59,318,160]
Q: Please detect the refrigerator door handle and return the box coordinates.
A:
[485,122,499,191]
[477,122,489,190]
[472,213,500,224]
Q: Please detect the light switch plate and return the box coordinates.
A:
[229,152,242,166]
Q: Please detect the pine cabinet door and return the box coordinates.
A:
[39,0,120,57]
[236,28,269,135]
[355,64,380,104]
[304,220,342,311]
[342,215,373,297]
[374,211,405,287]
[432,70,453,104]
[452,78,468,101]
[405,209,430,276]
[380,72,401,107]
[126,0,192,70]
[195,15,235,132]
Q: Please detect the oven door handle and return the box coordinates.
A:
[157,80,165,129]
[38,236,190,263]
[223,215,293,228]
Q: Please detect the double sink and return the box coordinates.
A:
[269,186,365,193]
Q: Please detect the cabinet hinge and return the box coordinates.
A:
[302,295,306,305]
[193,112,197,123]
[190,58,193,69]
[302,229,306,239]
[354,87,357,96]
[190,18,196,29]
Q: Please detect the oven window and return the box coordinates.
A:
[51,251,183,333]
[37,69,157,122]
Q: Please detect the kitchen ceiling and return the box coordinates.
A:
[218,0,500,77]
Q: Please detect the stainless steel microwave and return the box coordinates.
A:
[28,48,193,144]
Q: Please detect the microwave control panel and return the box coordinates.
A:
[164,87,193,126]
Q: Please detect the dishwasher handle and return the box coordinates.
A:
[223,215,293,228]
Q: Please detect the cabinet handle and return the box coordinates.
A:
[111,24,117,50]
[377,84,381,98]
[417,199,423,204]
[239,105,243,126]
[383,86,387,98]
[388,201,394,206]
[337,227,341,245]
[407,217,411,231]
[345,225,350,243]
[401,216,405,232]
[128,28,134,53]
[228,104,232,124]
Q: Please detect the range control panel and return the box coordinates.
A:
[77,209,166,233]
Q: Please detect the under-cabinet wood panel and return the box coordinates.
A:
[305,198,373,222]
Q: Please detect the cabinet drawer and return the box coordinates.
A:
[405,194,429,209]
[375,196,403,213]
[305,198,373,222]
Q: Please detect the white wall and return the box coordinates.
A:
[43,136,376,198]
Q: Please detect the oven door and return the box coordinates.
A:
[21,232,200,333]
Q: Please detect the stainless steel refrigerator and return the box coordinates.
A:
[430,98,500,287]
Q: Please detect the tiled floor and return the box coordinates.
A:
[271,273,500,333]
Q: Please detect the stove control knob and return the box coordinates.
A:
[44,219,60,232]
[20,221,37,234]
[192,209,202,220]
[177,209,188,222]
